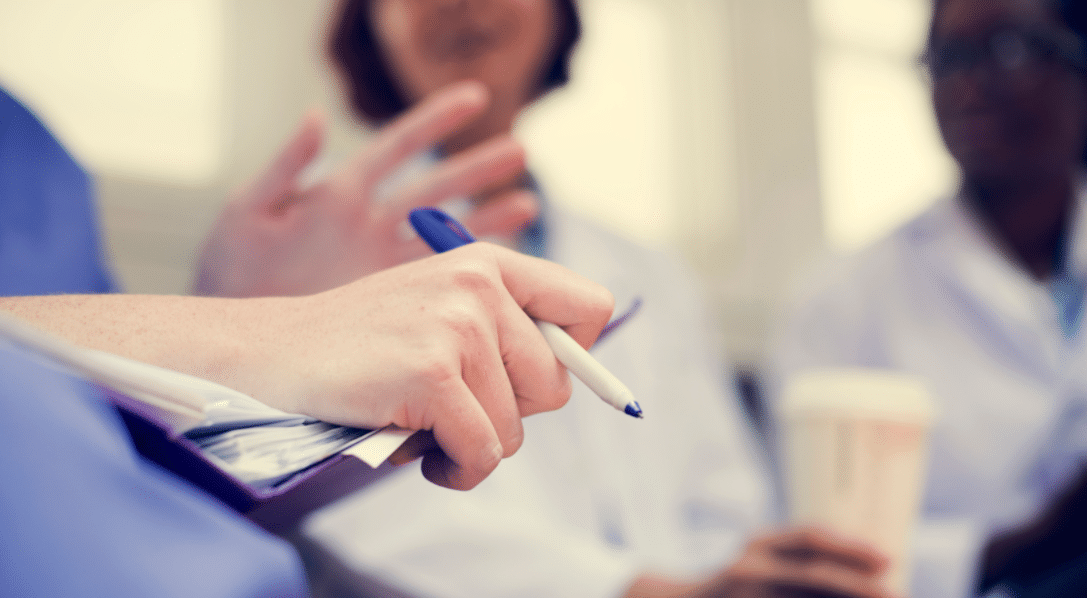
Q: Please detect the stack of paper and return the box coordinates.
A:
[0,312,410,489]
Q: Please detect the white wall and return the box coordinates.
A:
[521,0,679,249]
[0,0,226,184]
[811,0,958,252]
[1,0,359,294]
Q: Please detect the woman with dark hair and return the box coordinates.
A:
[772,0,1087,595]
[329,0,580,125]
[195,3,557,297]
[303,2,896,598]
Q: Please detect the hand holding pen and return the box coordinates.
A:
[409,207,643,419]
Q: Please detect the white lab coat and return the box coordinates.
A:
[771,185,1087,597]
[304,207,773,598]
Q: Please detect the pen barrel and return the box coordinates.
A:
[535,321,636,412]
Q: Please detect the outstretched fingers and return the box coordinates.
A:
[251,110,327,214]
[358,81,490,190]
[463,189,540,240]
[379,134,527,226]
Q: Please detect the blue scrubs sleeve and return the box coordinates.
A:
[0,344,308,598]
[0,87,117,295]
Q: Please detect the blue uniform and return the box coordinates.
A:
[0,342,308,597]
[0,87,116,295]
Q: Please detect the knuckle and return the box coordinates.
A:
[414,348,462,390]
[436,301,489,347]
[448,255,501,296]
[517,369,571,417]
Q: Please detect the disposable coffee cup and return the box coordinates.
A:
[778,368,936,595]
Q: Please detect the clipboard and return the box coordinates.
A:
[108,387,404,531]
[0,312,412,532]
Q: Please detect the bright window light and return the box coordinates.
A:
[519,0,676,249]
[811,0,958,251]
[0,0,225,184]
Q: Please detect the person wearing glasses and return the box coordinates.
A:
[771,0,1087,595]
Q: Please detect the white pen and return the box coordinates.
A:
[409,207,644,419]
[535,320,643,418]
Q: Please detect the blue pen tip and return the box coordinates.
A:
[625,402,644,419]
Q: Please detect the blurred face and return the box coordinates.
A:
[928,0,1087,187]
[372,0,559,149]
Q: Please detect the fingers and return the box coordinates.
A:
[491,246,615,350]
[493,279,574,418]
[765,527,891,575]
[424,377,505,490]
[457,309,526,457]
[349,245,613,489]
[249,109,327,213]
[359,80,490,188]
[462,189,539,240]
[413,246,603,485]
[765,561,896,598]
[379,135,527,225]
[387,430,438,466]
[730,528,899,598]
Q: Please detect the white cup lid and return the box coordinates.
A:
[779,368,937,424]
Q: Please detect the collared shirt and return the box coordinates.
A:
[0,87,116,295]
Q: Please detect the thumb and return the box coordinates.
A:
[248,109,326,213]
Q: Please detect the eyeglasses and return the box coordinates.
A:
[921,27,1087,83]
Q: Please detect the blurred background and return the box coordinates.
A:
[0,0,957,367]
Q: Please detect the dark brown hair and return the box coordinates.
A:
[330,0,581,124]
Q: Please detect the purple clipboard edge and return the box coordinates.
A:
[103,386,397,533]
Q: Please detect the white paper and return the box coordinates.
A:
[0,313,413,489]
[344,426,416,468]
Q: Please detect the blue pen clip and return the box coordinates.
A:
[409,208,477,252]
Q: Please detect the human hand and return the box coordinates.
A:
[626,527,899,598]
[195,80,538,298]
[232,243,613,490]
